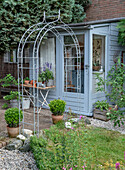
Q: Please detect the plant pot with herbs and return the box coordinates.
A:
[93,100,111,121]
[3,91,20,108]
[24,77,30,85]
[49,99,66,124]
[39,68,54,87]
[5,108,23,137]
[93,62,101,71]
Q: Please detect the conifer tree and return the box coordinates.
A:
[0,0,91,53]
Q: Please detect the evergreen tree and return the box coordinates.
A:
[0,0,91,53]
[117,19,125,46]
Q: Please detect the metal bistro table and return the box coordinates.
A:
[22,84,56,113]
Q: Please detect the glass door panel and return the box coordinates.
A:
[64,35,84,93]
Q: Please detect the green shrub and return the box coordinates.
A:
[0,0,91,53]
[5,108,23,127]
[30,122,88,170]
[2,103,9,109]
[95,100,110,111]
[0,74,18,87]
[95,58,125,127]
[49,99,66,115]
[117,19,125,46]
[3,91,19,101]
[30,122,125,170]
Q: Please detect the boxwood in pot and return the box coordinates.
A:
[5,108,23,137]
[49,99,66,124]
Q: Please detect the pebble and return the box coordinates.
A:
[0,149,38,170]
[87,117,125,134]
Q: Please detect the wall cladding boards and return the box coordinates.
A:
[109,22,125,67]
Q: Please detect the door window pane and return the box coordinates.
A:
[92,34,105,93]
[64,35,84,93]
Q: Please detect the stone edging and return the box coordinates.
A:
[0,138,11,149]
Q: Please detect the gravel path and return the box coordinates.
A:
[87,117,125,134]
[0,149,38,170]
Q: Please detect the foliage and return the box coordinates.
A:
[117,19,125,46]
[2,103,8,109]
[49,99,66,115]
[0,74,18,87]
[5,107,23,127]
[39,72,46,82]
[39,68,54,83]
[0,0,91,54]
[44,68,54,82]
[3,91,19,101]
[95,58,125,127]
[30,121,125,169]
[24,77,30,81]
[95,100,110,111]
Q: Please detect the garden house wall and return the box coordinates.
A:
[35,21,125,115]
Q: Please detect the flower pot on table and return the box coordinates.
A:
[24,80,30,85]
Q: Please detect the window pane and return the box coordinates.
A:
[92,34,105,93]
[40,38,56,87]
[64,35,84,93]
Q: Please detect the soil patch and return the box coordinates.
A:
[0,99,53,137]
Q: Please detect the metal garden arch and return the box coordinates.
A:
[17,11,82,136]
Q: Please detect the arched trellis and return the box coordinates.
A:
[18,11,82,136]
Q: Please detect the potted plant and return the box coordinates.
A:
[49,99,66,124]
[30,80,37,87]
[5,108,23,137]
[93,61,101,71]
[93,100,111,121]
[3,91,20,108]
[24,77,30,85]
[39,68,54,87]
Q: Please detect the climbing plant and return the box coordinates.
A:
[117,19,125,46]
[96,58,125,127]
[0,0,91,54]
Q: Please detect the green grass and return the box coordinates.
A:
[86,127,125,167]
[30,121,125,170]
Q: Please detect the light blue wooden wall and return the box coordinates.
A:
[91,22,125,111]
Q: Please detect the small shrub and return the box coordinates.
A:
[49,99,66,115]
[0,74,18,87]
[2,103,8,109]
[95,100,110,111]
[95,58,125,127]
[5,108,23,127]
[3,91,19,101]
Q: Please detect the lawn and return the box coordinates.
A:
[30,120,125,170]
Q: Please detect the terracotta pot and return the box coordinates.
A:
[30,80,33,85]
[30,80,37,87]
[7,126,19,138]
[24,80,30,85]
[52,114,63,124]
[93,66,101,71]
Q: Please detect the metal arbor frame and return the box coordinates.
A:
[17,11,81,136]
